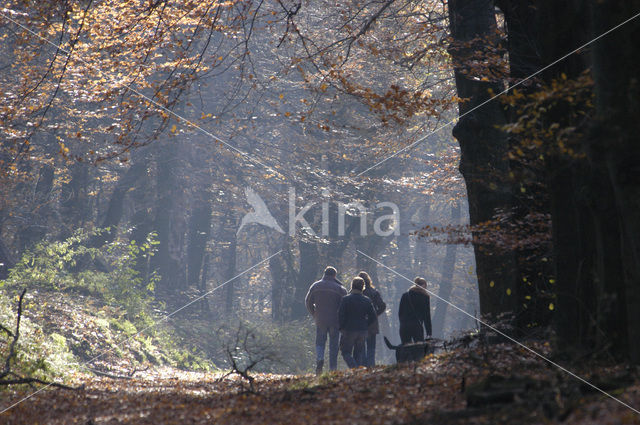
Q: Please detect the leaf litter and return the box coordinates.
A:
[2,338,640,424]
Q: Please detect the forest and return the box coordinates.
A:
[0,0,639,423]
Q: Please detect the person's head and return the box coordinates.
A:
[358,271,373,289]
[351,277,365,292]
[414,277,427,287]
[324,266,337,278]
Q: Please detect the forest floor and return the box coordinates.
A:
[2,340,640,424]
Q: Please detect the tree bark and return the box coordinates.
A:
[589,0,640,362]
[224,226,238,316]
[291,240,320,319]
[432,202,461,338]
[0,236,13,279]
[448,0,518,322]
[19,164,54,251]
[60,163,89,237]
[93,161,146,247]
[151,144,186,296]
[186,189,212,289]
[414,200,431,272]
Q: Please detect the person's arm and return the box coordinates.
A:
[424,295,432,336]
[305,286,315,316]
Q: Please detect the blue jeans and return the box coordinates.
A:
[316,324,340,370]
[365,334,377,367]
[340,330,367,368]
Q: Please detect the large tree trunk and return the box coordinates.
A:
[531,0,601,354]
[186,189,212,289]
[0,235,13,279]
[186,186,212,314]
[291,240,320,319]
[502,0,632,358]
[270,239,296,321]
[151,142,187,297]
[224,233,238,315]
[60,164,89,237]
[129,171,154,281]
[448,0,518,322]
[589,0,640,362]
[18,164,54,252]
[432,202,461,338]
[496,0,554,332]
[93,160,146,247]
[413,200,431,273]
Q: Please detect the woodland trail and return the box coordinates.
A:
[2,343,640,424]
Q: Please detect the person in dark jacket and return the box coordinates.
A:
[338,277,377,368]
[359,271,386,367]
[305,266,347,374]
[398,277,432,344]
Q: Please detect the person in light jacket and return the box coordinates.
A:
[305,266,347,374]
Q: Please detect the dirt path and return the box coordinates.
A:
[2,346,640,424]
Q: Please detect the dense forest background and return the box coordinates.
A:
[1,0,639,411]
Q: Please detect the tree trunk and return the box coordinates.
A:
[60,164,89,237]
[224,229,238,317]
[589,0,640,362]
[530,0,596,353]
[432,202,461,338]
[291,240,320,319]
[19,164,54,251]
[448,0,518,322]
[414,200,431,273]
[129,171,154,281]
[0,236,13,279]
[151,144,186,296]
[93,161,146,247]
[497,0,554,332]
[200,253,211,315]
[186,190,212,289]
[270,239,296,321]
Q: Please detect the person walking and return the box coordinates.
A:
[338,277,377,368]
[358,271,386,367]
[305,266,347,374]
[398,277,432,344]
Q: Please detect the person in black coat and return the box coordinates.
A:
[398,277,432,344]
[338,277,377,368]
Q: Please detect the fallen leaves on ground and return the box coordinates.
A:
[2,340,640,424]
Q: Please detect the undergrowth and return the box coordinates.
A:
[0,230,318,387]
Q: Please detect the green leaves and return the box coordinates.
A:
[1,229,159,329]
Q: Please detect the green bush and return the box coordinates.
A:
[1,229,159,329]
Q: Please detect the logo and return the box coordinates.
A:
[237,187,285,236]
[237,186,400,237]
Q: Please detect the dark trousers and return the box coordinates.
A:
[365,334,377,367]
[315,324,340,370]
[340,330,367,368]
[399,321,424,344]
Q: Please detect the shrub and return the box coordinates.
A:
[1,229,159,329]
